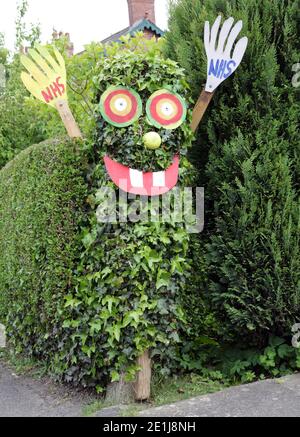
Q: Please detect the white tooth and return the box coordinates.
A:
[153,171,165,187]
[129,169,144,188]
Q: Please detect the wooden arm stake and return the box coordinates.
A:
[191,90,215,132]
[135,350,151,401]
[56,100,83,139]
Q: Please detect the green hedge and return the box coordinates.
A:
[165,0,300,346]
[0,138,87,357]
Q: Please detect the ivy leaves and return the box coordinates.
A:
[59,202,193,386]
[94,39,193,173]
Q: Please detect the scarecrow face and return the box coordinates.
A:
[96,55,191,197]
[99,86,187,195]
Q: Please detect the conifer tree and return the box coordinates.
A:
[164,0,300,346]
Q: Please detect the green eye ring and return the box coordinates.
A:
[146,89,187,130]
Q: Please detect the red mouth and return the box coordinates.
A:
[104,155,179,196]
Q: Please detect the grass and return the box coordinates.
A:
[150,372,228,407]
[120,405,142,417]
[82,400,112,417]
[82,373,229,417]
[0,348,48,379]
[82,401,144,417]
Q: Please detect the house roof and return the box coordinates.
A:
[101,18,164,44]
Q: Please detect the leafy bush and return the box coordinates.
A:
[214,336,300,383]
[0,138,88,358]
[165,0,300,346]
[49,36,203,388]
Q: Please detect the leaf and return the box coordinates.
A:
[64,295,81,308]
[113,325,121,342]
[82,344,96,358]
[246,323,255,331]
[123,311,140,328]
[157,299,169,315]
[277,344,293,359]
[102,296,119,313]
[89,320,102,333]
[269,336,285,348]
[82,230,97,249]
[145,249,161,269]
[101,267,112,278]
[106,324,121,343]
[96,385,104,394]
[156,270,171,290]
[110,370,120,383]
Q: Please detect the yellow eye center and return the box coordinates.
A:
[110,95,131,115]
[160,101,176,117]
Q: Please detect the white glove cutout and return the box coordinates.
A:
[204,16,248,93]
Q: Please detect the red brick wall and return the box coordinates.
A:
[127,0,156,25]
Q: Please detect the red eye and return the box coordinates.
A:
[99,86,142,127]
[146,89,187,129]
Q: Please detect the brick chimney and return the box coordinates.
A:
[127,0,156,25]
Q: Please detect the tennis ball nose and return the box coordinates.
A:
[143,132,162,150]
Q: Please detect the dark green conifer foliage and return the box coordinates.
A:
[164,0,300,345]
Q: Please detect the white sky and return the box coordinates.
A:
[0,0,169,53]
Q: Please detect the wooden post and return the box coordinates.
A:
[105,373,135,404]
[135,350,151,401]
[191,90,215,132]
[56,100,83,139]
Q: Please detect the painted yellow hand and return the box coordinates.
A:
[20,43,82,139]
[21,44,67,108]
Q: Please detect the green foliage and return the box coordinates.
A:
[0,0,104,169]
[0,55,45,168]
[174,334,300,385]
[56,214,194,386]
[0,0,44,168]
[15,0,41,50]
[0,138,88,360]
[165,0,300,346]
[0,41,104,169]
[151,372,227,406]
[0,34,202,389]
[216,336,300,383]
[0,33,9,66]
[24,39,105,142]
[49,36,199,388]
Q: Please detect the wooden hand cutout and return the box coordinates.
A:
[21,44,82,139]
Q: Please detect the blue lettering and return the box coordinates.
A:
[208,59,220,77]
[218,60,227,78]
[209,59,238,80]
[223,60,237,79]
